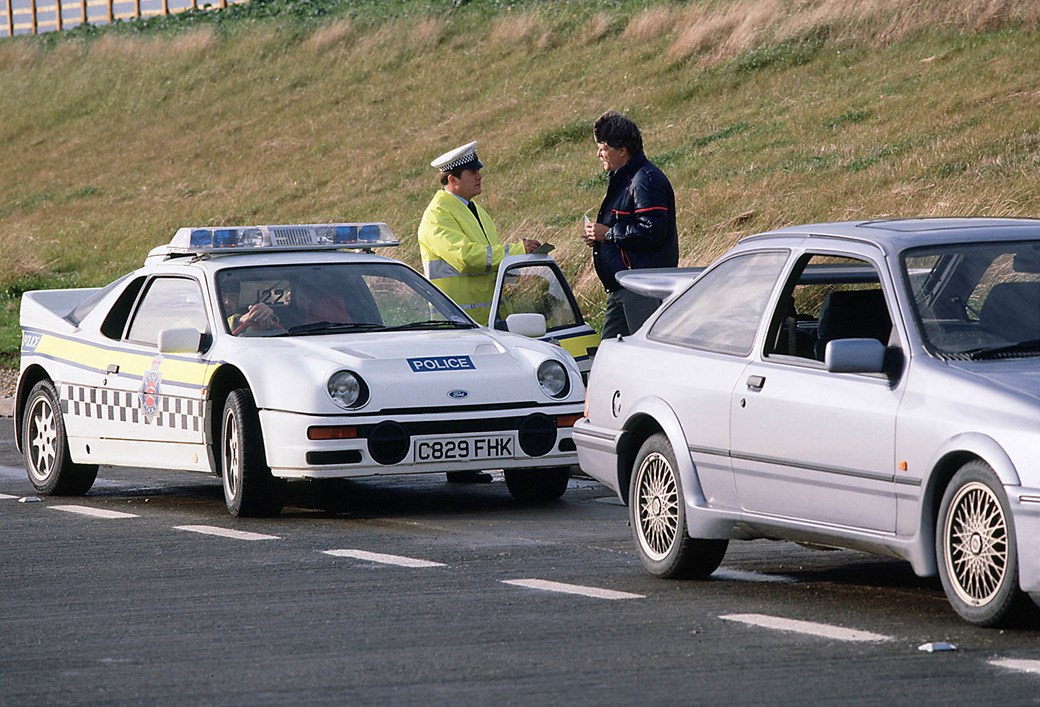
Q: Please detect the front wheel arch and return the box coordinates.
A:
[206,364,250,475]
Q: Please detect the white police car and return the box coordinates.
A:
[16,223,585,516]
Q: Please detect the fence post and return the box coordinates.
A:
[5,0,13,38]
[56,0,62,30]
[107,0,112,23]
[162,0,169,17]
[30,0,37,34]
[80,0,86,25]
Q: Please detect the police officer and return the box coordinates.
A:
[418,141,541,325]
[418,140,540,484]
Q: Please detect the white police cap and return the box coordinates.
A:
[431,141,484,172]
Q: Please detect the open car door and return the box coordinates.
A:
[489,253,600,380]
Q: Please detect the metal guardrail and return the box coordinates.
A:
[2,0,245,37]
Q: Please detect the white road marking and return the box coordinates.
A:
[502,578,644,600]
[322,549,446,568]
[174,525,280,541]
[0,493,17,500]
[990,658,1040,676]
[720,613,892,642]
[713,568,798,584]
[50,504,139,519]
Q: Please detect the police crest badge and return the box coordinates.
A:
[140,357,163,420]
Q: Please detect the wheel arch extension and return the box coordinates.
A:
[915,435,1018,577]
[615,397,697,507]
[205,364,251,474]
[14,364,52,453]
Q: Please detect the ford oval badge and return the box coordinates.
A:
[448,389,469,399]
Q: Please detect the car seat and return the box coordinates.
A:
[814,289,892,361]
[979,281,1040,343]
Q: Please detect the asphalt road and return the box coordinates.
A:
[2,422,1039,705]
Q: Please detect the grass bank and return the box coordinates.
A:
[2,0,1039,364]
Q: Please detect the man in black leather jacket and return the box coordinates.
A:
[583,110,678,339]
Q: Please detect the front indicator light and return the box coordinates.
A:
[556,414,582,428]
[308,426,359,441]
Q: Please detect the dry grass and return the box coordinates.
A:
[2,0,1040,349]
[660,0,1040,66]
[489,12,551,50]
[301,20,354,53]
[621,7,679,42]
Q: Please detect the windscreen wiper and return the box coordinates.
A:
[282,322,386,335]
[966,339,1040,359]
[380,319,477,332]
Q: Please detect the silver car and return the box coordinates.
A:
[574,218,1040,627]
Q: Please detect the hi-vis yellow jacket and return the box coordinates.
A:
[418,189,516,324]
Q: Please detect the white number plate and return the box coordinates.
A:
[413,434,515,462]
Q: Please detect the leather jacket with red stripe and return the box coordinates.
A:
[592,151,678,293]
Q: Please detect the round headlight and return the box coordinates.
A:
[327,370,368,409]
[537,359,569,399]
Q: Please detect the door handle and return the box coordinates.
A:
[746,375,765,391]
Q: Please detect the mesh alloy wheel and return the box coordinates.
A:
[943,480,1008,607]
[634,450,680,562]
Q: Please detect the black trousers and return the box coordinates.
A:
[601,288,662,339]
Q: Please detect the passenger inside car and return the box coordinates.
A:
[287,280,353,327]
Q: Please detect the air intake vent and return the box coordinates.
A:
[271,227,313,245]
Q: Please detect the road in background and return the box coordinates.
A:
[1,424,1038,705]
[2,0,240,37]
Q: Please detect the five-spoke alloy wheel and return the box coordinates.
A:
[23,380,98,495]
[221,388,284,517]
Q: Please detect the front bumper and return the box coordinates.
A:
[572,417,623,498]
[260,406,581,478]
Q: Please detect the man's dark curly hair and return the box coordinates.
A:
[593,110,643,155]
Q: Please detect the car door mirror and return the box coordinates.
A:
[158,327,202,354]
[825,338,887,373]
[505,313,547,338]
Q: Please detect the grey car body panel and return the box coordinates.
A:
[575,218,1040,592]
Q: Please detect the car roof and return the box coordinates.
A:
[746,217,1040,255]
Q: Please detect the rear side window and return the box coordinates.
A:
[100,277,146,340]
[649,251,788,356]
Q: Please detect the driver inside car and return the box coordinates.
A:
[223,288,282,336]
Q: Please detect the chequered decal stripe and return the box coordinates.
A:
[60,384,203,432]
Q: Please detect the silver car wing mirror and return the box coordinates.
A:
[825,338,887,374]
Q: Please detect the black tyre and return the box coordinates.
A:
[221,389,284,517]
[23,380,98,496]
[630,433,727,579]
[936,461,1025,627]
[504,467,570,502]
